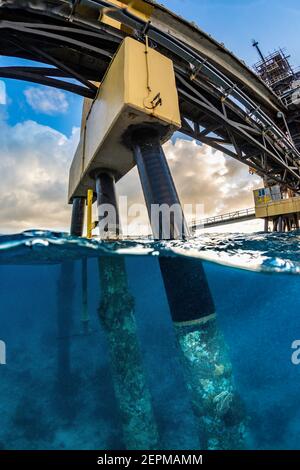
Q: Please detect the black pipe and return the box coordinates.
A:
[131,126,215,323]
[131,127,188,240]
[130,126,247,448]
[70,197,85,236]
[159,256,215,324]
[95,171,120,238]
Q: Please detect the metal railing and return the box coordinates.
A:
[191,207,256,229]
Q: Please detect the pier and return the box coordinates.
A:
[0,0,299,452]
[1,0,300,232]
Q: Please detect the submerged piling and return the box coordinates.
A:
[131,125,247,449]
[97,256,159,449]
[174,318,247,449]
[70,197,85,237]
[81,258,89,335]
[95,170,159,450]
[160,257,248,449]
[56,261,74,400]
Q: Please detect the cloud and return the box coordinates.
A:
[117,138,262,225]
[0,81,6,105]
[167,138,262,216]
[24,87,69,115]
[0,115,262,234]
[0,117,79,233]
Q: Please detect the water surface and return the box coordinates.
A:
[0,230,299,450]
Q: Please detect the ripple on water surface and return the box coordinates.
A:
[0,230,299,274]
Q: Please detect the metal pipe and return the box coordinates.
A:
[95,168,159,449]
[56,261,74,417]
[81,258,89,334]
[70,197,85,236]
[71,197,90,342]
[131,125,247,449]
[95,171,121,239]
[252,40,265,62]
[264,217,269,232]
[131,127,188,240]
[159,256,215,324]
[131,125,215,321]
[97,256,159,449]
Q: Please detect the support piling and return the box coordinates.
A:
[95,169,159,450]
[56,261,75,416]
[131,125,247,449]
[70,197,85,237]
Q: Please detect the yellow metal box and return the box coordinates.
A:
[68,36,181,201]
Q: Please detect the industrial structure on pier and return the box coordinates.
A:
[1,0,299,451]
[251,40,300,231]
[1,0,300,233]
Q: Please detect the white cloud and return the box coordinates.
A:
[118,138,262,228]
[0,117,79,233]
[0,116,262,234]
[24,87,69,115]
[165,138,262,217]
[0,81,6,105]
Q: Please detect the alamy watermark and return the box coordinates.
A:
[291,340,300,365]
[97,196,205,239]
[0,340,6,365]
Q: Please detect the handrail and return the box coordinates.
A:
[191,207,256,228]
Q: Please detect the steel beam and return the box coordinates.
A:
[1,0,300,192]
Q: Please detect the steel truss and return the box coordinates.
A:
[0,16,122,96]
[0,0,300,191]
[177,71,300,191]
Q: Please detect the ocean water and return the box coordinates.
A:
[0,230,299,450]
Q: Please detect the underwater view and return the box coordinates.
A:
[0,230,299,451]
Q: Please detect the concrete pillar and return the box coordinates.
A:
[70,197,85,236]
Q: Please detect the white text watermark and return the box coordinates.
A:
[291,340,300,365]
[97,196,204,239]
[0,340,6,365]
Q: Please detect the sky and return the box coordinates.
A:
[0,0,299,234]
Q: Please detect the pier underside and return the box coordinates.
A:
[1,0,300,195]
